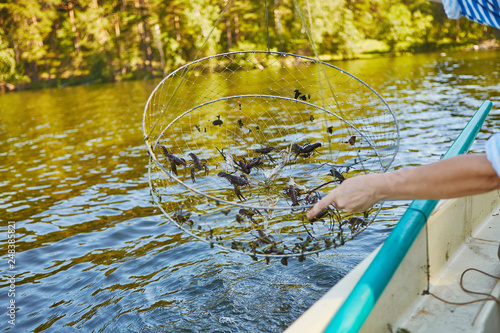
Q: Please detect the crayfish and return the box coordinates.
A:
[254,146,277,162]
[292,142,322,158]
[330,168,346,183]
[238,208,262,223]
[188,152,209,183]
[235,157,262,174]
[217,171,250,201]
[158,145,186,176]
[212,115,223,126]
[171,209,193,226]
[284,184,302,206]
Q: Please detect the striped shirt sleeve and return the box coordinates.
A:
[442,0,500,29]
[486,133,500,178]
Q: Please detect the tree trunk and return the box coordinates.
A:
[44,56,51,81]
[135,0,153,72]
[226,18,232,50]
[174,13,182,60]
[113,13,125,75]
[13,42,20,63]
[153,24,165,73]
[114,14,121,37]
[274,0,284,51]
[91,0,115,81]
[174,14,181,42]
[68,0,81,55]
[233,13,240,43]
[31,61,39,82]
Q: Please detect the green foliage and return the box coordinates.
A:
[395,7,433,52]
[0,29,16,82]
[383,4,413,52]
[0,0,498,87]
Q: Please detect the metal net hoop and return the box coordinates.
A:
[143,51,399,258]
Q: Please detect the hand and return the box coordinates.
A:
[307,154,500,220]
[306,174,384,219]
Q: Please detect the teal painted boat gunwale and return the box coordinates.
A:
[323,100,493,333]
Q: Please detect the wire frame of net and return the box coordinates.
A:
[143,51,399,261]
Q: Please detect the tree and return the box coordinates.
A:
[0,0,497,88]
[0,0,59,82]
[0,27,20,85]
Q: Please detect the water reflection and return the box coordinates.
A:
[0,50,499,332]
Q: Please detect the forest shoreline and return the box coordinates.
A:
[2,38,498,94]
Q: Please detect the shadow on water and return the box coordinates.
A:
[1,50,499,332]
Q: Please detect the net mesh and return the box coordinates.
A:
[143,51,399,260]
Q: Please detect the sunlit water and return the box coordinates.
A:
[1,50,499,332]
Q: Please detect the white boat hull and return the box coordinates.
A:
[286,190,500,333]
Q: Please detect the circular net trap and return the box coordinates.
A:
[143,51,399,262]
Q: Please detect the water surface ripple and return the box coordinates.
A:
[1,50,499,332]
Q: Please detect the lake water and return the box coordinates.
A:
[1,50,499,332]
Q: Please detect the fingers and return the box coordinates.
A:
[306,174,379,219]
[306,191,339,220]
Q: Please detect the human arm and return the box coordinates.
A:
[307,154,500,217]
